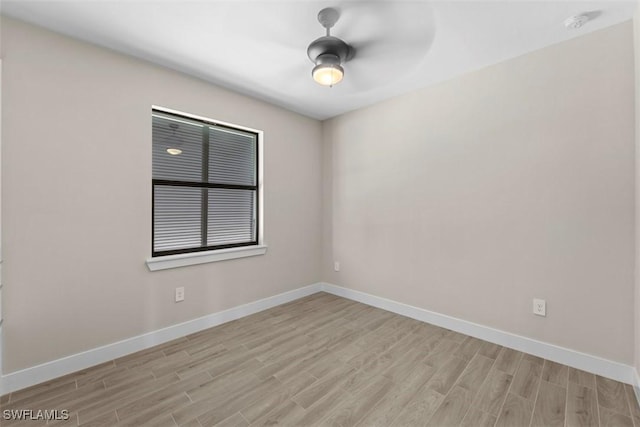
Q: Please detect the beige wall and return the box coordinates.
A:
[322,22,636,364]
[635,4,640,376]
[0,17,323,373]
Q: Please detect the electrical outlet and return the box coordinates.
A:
[533,298,546,317]
[175,287,185,303]
[334,261,340,272]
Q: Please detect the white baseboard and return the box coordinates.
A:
[634,369,640,409]
[2,281,636,396]
[0,283,323,395]
[319,283,637,385]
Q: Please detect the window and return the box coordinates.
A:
[152,109,260,258]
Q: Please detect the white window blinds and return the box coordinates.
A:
[152,111,258,256]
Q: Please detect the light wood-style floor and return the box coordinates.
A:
[1,292,639,426]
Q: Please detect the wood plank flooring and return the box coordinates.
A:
[1,292,638,426]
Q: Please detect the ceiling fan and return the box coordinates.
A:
[307,7,355,87]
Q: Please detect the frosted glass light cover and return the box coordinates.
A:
[312,64,344,86]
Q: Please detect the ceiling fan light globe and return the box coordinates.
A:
[312,63,344,86]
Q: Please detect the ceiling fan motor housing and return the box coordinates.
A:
[307,36,354,64]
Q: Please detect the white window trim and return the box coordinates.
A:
[148,106,265,270]
[146,244,268,271]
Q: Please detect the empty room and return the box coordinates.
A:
[1,0,640,426]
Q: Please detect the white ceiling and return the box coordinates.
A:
[1,1,637,120]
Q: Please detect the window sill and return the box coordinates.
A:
[146,245,267,271]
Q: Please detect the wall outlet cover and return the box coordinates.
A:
[175,287,185,303]
[533,298,546,317]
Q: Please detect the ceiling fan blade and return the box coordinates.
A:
[334,2,436,92]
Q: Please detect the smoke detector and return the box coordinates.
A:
[564,14,589,29]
